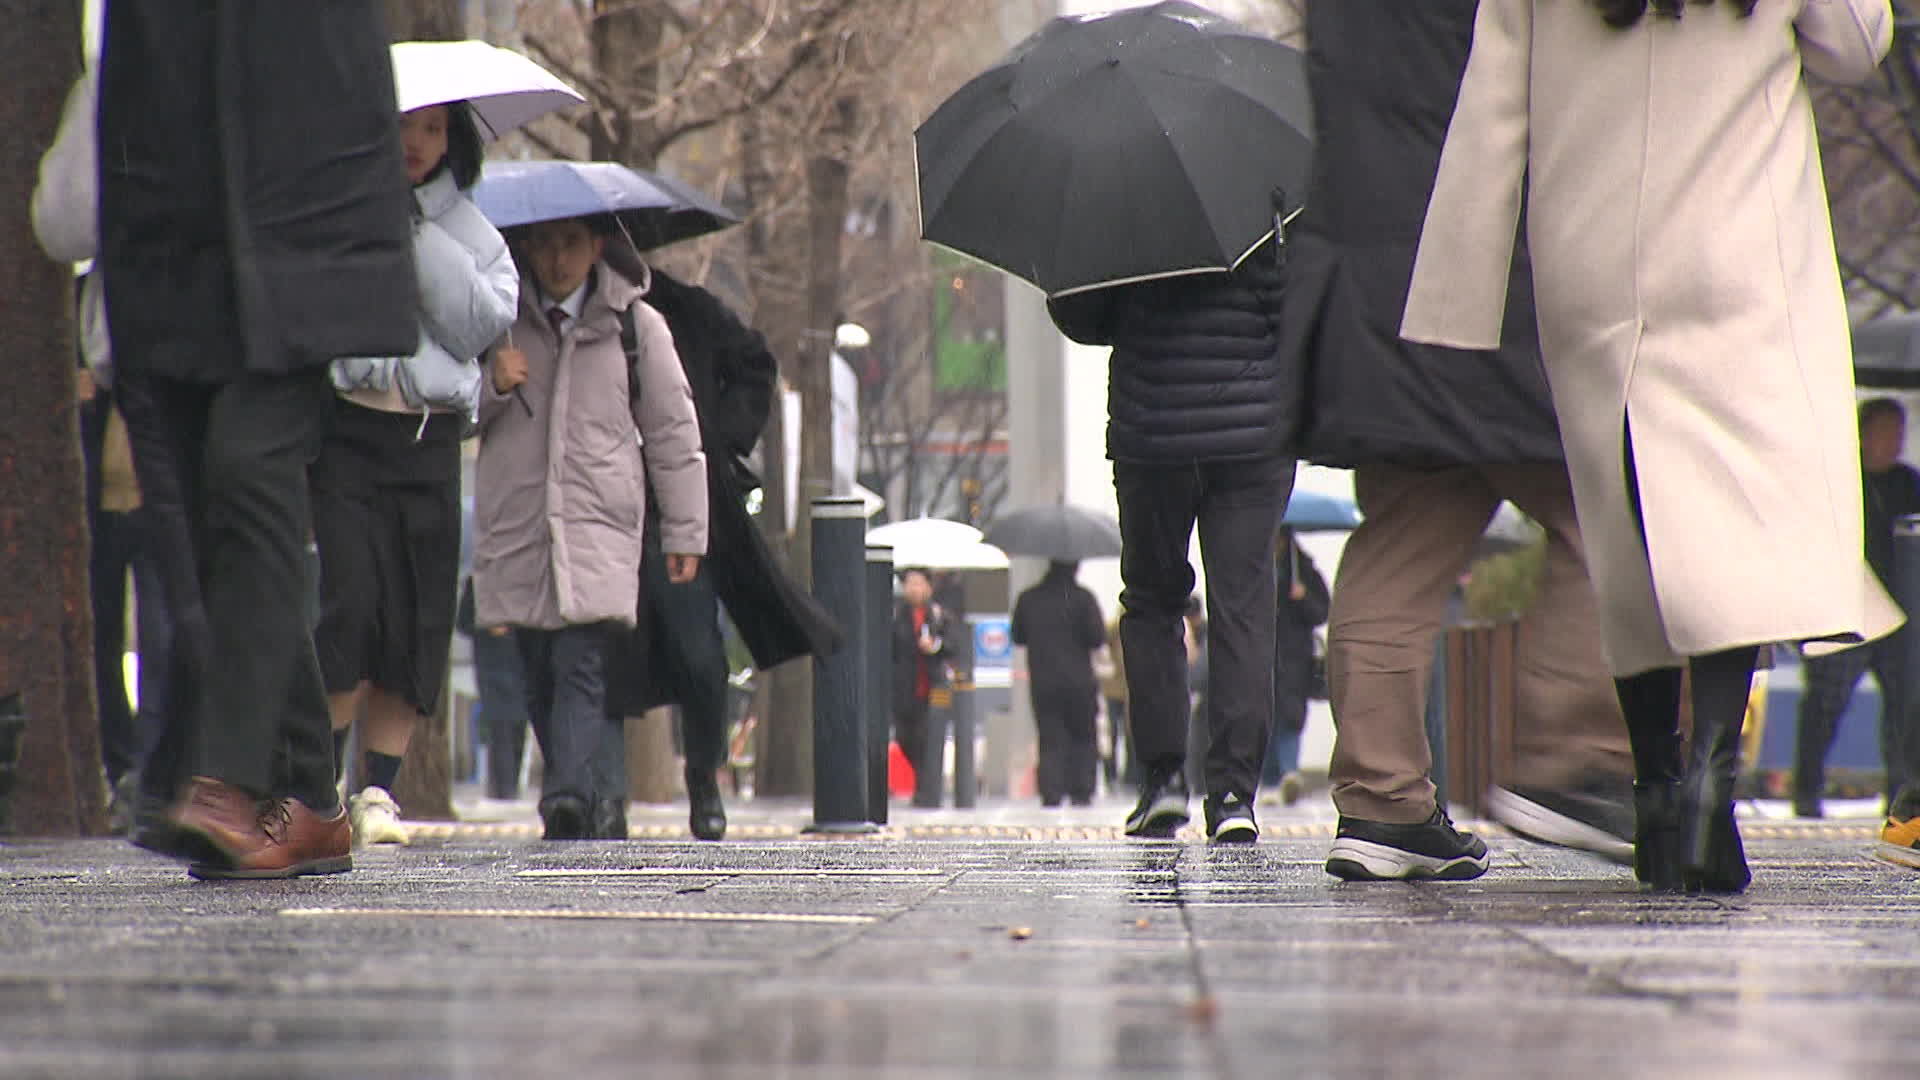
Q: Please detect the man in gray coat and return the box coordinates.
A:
[475,215,707,841]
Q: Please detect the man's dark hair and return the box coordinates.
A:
[900,567,933,586]
[431,101,486,191]
[1593,0,1757,28]
[1861,397,1908,429]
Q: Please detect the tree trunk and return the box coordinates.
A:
[0,0,106,837]
[743,111,816,797]
[625,707,680,804]
[591,0,666,164]
[382,0,464,41]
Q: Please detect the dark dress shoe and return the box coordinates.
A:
[593,798,629,840]
[686,767,727,842]
[1632,782,1685,892]
[540,793,592,840]
[130,787,197,859]
[189,798,352,880]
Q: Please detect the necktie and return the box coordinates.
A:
[547,305,567,337]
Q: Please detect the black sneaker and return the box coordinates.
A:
[540,793,592,841]
[1124,765,1190,838]
[1486,772,1634,865]
[1325,808,1490,881]
[1205,792,1258,844]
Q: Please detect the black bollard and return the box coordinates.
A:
[952,676,978,810]
[806,497,876,834]
[1895,516,1920,804]
[866,544,894,825]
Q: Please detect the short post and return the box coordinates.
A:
[1894,517,1920,792]
[915,687,950,809]
[865,544,894,825]
[806,497,875,833]
[951,677,978,810]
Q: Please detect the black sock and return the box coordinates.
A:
[1614,667,1683,783]
[332,729,350,782]
[364,751,403,793]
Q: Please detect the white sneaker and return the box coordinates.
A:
[348,786,409,846]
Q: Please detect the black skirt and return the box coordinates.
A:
[310,399,463,712]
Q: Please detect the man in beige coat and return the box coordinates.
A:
[1404,0,1901,890]
[474,216,707,840]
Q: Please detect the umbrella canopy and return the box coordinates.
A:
[866,518,1005,570]
[914,0,1312,297]
[984,504,1122,561]
[1474,502,1541,560]
[391,40,584,139]
[1854,313,1920,389]
[472,160,740,249]
[1282,490,1362,532]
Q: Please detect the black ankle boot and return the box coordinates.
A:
[1682,775,1750,894]
[686,766,727,842]
[1632,781,1684,892]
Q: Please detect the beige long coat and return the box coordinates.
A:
[473,263,708,631]
[1402,0,1901,675]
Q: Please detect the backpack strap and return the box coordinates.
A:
[621,304,643,415]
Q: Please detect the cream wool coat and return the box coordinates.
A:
[1402,0,1901,675]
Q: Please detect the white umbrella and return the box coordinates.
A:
[891,538,1008,572]
[390,40,584,139]
[866,517,983,550]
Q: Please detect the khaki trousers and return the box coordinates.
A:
[1328,463,1627,823]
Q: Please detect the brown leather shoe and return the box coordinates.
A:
[166,776,267,868]
[189,797,353,880]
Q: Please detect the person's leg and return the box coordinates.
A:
[1683,645,1761,893]
[538,623,610,836]
[473,627,530,799]
[1065,691,1100,805]
[91,509,138,787]
[1793,647,1865,817]
[1114,462,1203,777]
[129,515,174,777]
[1327,464,1495,824]
[1032,690,1066,806]
[1194,456,1292,804]
[1867,634,1909,813]
[190,371,335,804]
[894,699,929,784]
[1613,665,1684,890]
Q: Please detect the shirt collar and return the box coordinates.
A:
[542,279,591,324]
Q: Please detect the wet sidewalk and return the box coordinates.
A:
[1,799,1915,1078]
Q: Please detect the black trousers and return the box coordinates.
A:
[1115,456,1292,799]
[113,370,337,811]
[1033,686,1098,804]
[644,527,730,774]
[1796,633,1912,810]
[89,508,171,786]
[895,697,932,781]
[519,623,617,808]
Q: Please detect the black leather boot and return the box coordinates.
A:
[686,765,727,842]
[1680,648,1757,895]
[1632,781,1685,892]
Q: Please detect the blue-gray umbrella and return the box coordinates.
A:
[1282,490,1361,532]
[985,505,1122,561]
[471,160,739,250]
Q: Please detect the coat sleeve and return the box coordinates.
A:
[31,74,98,265]
[415,205,519,362]
[1079,591,1108,652]
[1010,594,1029,646]
[631,303,710,557]
[1045,290,1120,346]
[476,339,517,432]
[1795,0,1893,85]
[1400,0,1532,352]
[712,324,778,460]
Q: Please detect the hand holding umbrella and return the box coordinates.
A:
[493,327,533,416]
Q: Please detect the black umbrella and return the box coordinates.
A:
[1855,313,1920,389]
[915,0,1312,297]
[985,504,1123,561]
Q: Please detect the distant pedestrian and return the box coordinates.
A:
[1047,240,1297,844]
[1795,399,1920,830]
[314,98,518,846]
[473,214,707,841]
[94,0,420,878]
[1096,616,1130,784]
[1012,560,1107,806]
[892,568,960,787]
[1264,528,1327,806]
[456,577,532,801]
[1402,0,1900,891]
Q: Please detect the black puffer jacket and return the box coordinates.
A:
[1046,248,1298,466]
[1286,0,1561,467]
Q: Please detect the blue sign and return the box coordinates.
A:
[971,615,1013,665]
